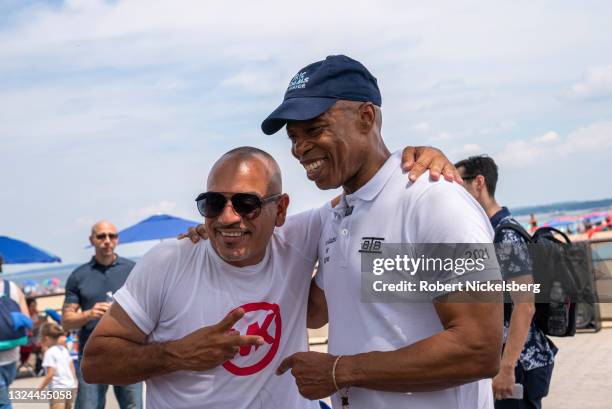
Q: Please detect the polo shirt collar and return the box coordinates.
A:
[490,206,511,229]
[346,150,400,203]
[89,254,122,268]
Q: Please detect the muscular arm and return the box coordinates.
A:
[335,292,503,392]
[82,303,263,385]
[307,280,328,329]
[81,303,175,385]
[61,303,91,331]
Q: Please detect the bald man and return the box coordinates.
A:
[81,147,328,409]
[62,221,143,409]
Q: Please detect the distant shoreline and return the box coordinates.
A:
[512,197,612,217]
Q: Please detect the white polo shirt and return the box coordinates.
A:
[115,208,326,409]
[315,151,499,409]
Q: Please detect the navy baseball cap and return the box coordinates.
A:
[261,55,382,135]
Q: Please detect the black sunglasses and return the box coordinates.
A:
[95,233,118,240]
[195,192,282,220]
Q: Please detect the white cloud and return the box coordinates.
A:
[460,143,482,155]
[411,122,431,132]
[130,200,177,220]
[495,140,543,168]
[534,131,559,144]
[496,123,612,168]
[557,121,612,155]
[478,120,516,136]
[451,143,483,158]
[565,65,612,100]
[220,70,282,95]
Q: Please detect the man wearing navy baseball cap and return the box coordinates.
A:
[262,55,382,136]
[272,55,503,409]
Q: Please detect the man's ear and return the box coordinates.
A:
[475,175,487,193]
[358,102,376,133]
[89,235,94,247]
[275,194,290,227]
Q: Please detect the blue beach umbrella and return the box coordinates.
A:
[117,214,200,245]
[0,236,62,264]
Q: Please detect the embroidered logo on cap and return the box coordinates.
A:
[287,71,309,91]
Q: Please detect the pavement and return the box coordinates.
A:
[9,328,612,408]
[542,328,612,409]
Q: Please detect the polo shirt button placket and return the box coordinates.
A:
[339,201,352,267]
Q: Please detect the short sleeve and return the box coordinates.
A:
[63,271,80,305]
[409,182,502,296]
[113,241,179,335]
[42,348,58,369]
[275,206,328,262]
[495,229,533,280]
[410,182,494,244]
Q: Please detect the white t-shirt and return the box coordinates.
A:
[315,151,500,409]
[42,345,76,389]
[0,280,22,365]
[114,208,326,409]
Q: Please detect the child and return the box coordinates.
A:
[38,323,77,409]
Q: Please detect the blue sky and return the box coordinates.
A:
[1,0,612,269]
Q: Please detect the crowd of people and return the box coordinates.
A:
[1,55,575,409]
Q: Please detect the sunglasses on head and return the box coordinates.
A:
[195,192,282,220]
[95,233,118,240]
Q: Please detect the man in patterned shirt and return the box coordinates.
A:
[455,155,557,409]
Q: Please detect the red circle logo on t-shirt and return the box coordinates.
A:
[222,302,282,376]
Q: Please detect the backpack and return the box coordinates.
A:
[0,280,32,350]
[494,224,594,337]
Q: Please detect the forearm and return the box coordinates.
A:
[307,280,328,329]
[61,310,91,331]
[307,298,328,329]
[336,326,500,392]
[307,308,327,329]
[500,303,534,370]
[38,374,53,390]
[81,335,181,385]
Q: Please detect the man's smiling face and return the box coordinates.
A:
[287,101,367,191]
[204,155,287,267]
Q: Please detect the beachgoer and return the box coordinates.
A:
[38,323,77,409]
[62,221,142,409]
[19,297,45,375]
[1,279,29,409]
[263,55,503,409]
[529,214,538,232]
[456,155,557,409]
